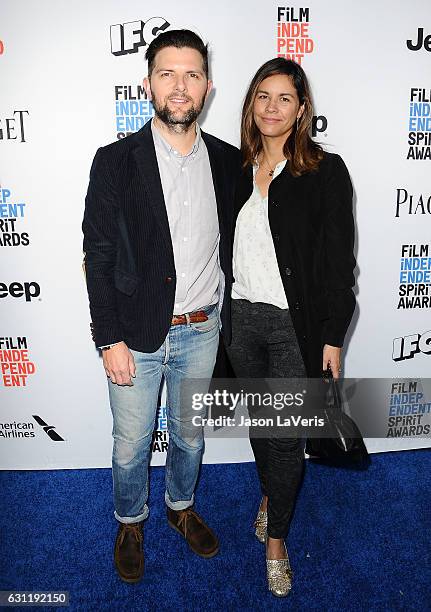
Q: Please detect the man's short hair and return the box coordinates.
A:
[145,29,209,78]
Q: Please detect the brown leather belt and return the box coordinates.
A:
[171,310,208,326]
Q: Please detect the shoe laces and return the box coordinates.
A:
[118,523,143,546]
[177,508,200,538]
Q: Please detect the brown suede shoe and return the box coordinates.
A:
[167,507,219,558]
[114,522,144,583]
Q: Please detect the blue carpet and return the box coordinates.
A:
[0,449,430,611]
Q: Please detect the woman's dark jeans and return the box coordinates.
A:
[226,299,306,539]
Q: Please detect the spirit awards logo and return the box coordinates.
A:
[395,189,431,217]
[0,337,36,387]
[110,17,170,56]
[407,88,431,160]
[397,244,431,309]
[406,28,431,52]
[0,188,29,246]
[115,85,154,139]
[276,7,314,64]
[0,110,29,142]
[392,330,431,361]
[386,381,431,437]
[152,405,168,453]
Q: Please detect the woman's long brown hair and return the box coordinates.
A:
[241,58,323,176]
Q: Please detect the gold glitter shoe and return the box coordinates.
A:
[266,545,293,597]
[254,506,267,544]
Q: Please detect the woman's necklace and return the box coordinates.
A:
[262,157,275,177]
[261,155,284,177]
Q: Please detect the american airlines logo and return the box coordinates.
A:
[32,415,65,441]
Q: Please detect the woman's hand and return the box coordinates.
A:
[322,344,342,380]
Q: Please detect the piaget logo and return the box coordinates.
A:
[395,189,431,217]
[0,110,29,142]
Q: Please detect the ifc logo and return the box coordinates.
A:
[110,17,170,56]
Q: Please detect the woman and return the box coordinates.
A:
[226,58,356,597]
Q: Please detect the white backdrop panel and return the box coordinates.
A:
[1,0,430,469]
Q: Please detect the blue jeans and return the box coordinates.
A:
[108,304,219,524]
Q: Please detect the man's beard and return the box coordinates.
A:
[151,93,206,130]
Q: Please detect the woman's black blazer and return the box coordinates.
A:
[233,152,356,377]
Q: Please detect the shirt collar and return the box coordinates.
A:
[151,118,201,159]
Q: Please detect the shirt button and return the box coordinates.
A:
[184,201,188,206]
[285,267,292,276]
[165,276,173,283]
[181,167,186,172]
[181,272,186,278]
[183,237,188,242]
[274,234,280,241]
[294,301,300,310]
[272,200,279,207]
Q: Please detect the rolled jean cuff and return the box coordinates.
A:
[114,506,149,524]
[165,490,194,511]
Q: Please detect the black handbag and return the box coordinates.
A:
[305,372,370,469]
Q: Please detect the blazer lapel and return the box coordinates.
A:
[236,165,254,217]
[201,131,228,236]
[132,121,174,258]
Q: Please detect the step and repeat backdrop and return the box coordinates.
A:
[1,0,430,469]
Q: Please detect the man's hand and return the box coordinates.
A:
[102,341,136,386]
[322,344,342,380]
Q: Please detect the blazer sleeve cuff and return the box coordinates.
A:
[321,324,347,348]
[321,313,355,348]
[90,321,124,349]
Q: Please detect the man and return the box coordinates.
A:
[82,29,239,583]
